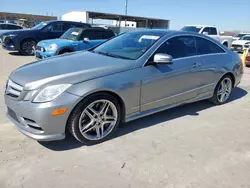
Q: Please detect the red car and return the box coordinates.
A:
[246,51,250,66]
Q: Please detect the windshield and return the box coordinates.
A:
[32,22,48,30]
[240,36,250,40]
[92,31,164,60]
[235,34,247,38]
[60,28,83,41]
[181,26,202,33]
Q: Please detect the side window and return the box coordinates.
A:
[45,23,62,32]
[155,36,197,59]
[102,31,115,39]
[202,27,210,34]
[82,30,102,40]
[195,37,225,55]
[210,27,217,35]
[0,24,4,29]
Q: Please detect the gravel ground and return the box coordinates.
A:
[0,49,250,188]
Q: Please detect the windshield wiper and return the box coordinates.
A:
[92,51,133,60]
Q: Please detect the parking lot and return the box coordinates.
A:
[1,48,250,188]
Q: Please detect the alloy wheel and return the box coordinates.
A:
[78,100,118,141]
[217,77,232,103]
[22,41,36,55]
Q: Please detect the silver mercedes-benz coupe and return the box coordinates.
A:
[5,30,243,144]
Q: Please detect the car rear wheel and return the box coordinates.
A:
[20,39,36,56]
[67,93,121,144]
[210,75,233,105]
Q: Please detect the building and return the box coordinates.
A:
[112,20,137,28]
[0,12,57,26]
[62,11,170,33]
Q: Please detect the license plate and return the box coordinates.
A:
[237,47,242,50]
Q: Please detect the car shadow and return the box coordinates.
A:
[8,51,23,56]
[40,87,248,151]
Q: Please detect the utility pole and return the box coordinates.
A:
[125,0,128,27]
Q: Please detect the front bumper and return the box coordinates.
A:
[35,50,56,60]
[5,92,82,141]
[2,43,16,51]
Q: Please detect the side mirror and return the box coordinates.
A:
[153,53,173,64]
[83,38,90,43]
[202,32,209,35]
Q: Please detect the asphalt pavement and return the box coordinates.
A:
[0,49,250,188]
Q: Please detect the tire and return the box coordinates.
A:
[67,93,121,144]
[223,42,228,47]
[20,39,37,55]
[210,75,233,105]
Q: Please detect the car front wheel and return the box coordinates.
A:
[210,75,233,105]
[67,93,121,144]
[20,39,36,55]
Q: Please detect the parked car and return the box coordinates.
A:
[35,27,115,59]
[5,30,243,144]
[0,23,24,43]
[231,35,250,52]
[233,33,250,41]
[1,20,91,55]
[181,25,233,47]
[0,23,23,31]
[245,50,250,67]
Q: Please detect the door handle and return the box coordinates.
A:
[192,62,199,68]
[192,62,202,68]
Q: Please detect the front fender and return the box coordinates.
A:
[66,69,142,116]
[56,46,75,55]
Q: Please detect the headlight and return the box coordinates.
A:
[23,90,38,101]
[33,84,71,103]
[49,44,58,50]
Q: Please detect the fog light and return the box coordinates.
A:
[52,108,67,116]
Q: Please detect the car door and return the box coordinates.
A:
[194,36,229,93]
[43,22,63,40]
[140,35,203,111]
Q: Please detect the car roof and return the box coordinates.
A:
[0,23,22,26]
[185,25,216,28]
[43,20,91,26]
[127,29,188,36]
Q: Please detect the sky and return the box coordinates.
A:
[0,0,250,31]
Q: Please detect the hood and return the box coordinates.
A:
[9,51,135,90]
[38,39,73,48]
[232,40,250,45]
[2,28,35,36]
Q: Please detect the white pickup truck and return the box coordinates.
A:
[181,25,233,48]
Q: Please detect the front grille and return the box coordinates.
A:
[36,46,45,52]
[36,46,42,51]
[6,80,23,98]
[232,44,243,49]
